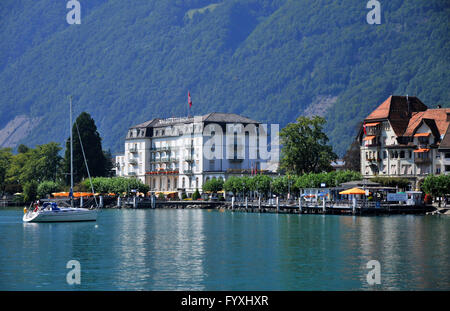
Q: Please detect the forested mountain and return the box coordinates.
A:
[0,0,448,156]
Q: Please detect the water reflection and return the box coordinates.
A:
[0,209,449,290]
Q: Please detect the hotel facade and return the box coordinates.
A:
[359,95,450,188]
[115,113,279,195]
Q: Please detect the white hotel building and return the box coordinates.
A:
[115,113,278,195]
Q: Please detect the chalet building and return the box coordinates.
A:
[359,95,450,188]
[115,113,278,195]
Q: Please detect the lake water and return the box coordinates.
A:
[0,208,448,290]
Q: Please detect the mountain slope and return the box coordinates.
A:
[0,0,449,156]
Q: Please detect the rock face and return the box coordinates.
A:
[0,115,42,148]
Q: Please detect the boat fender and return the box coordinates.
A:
[23,207,27,214]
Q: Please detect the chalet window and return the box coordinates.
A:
[409,151,412,158]
[445,153,450,159]
[400,151,405,158]
[446,165,450,172]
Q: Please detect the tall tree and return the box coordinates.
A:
[280,116,337,175]
[0,148,13,196]
[64,112,108,184]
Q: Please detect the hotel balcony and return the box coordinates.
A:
[184,155,194,162]
[366,157,381,163]
[129,158,138,165]
[183,169,193,175]
[414,158,431,164]
[160,156,170,162]
[129,146,138,153]
[128,171,137,176]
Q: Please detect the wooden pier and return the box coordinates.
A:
[130,198,434,215]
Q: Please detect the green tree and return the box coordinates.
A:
[224,176,243,197]
[23,181,38,203]
[37,181,61,199]
[64,112,109,184]
[280,116,337,175]
[421,175,450,207]
[252,174,272,198]
[0,148,13,196]
[202,178,224,194]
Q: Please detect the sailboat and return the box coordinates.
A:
[23,97,98,222]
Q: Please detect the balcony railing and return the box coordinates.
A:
[184,155,194,162]
[129,146,138,153]
[128,171,137,176]
[183,169,193,174]
[414,158,431,164]
[129,158,138,165]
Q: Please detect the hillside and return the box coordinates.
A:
[0,0,449,156]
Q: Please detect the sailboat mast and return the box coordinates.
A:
[69,95,74,208]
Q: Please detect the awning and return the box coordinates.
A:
[363,135,376,141]
[365,122,380,127]
[414,133,431,137]
[414,148,430,153]
[339,188,367,195]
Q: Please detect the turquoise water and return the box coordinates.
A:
[0,208,448,290]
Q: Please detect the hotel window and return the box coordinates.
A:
[196,178,199,188]
[167,179,171,190]
[446,165,450,172]
[445,153,450,159]
[182,177,185,188]
[436,166,441,174]
[400,151,405,158]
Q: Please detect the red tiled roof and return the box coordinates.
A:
[422,108,450,135]
[365,96,428,136]
[439,124,450,150]
[364,96,449,138]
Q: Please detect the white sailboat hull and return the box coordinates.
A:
[23,208,97,222]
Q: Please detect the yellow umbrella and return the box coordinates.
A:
[339,187,367,195]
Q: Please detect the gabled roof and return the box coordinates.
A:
[365,95,428,136]
[365,95,427,121]
[439,124,450,151]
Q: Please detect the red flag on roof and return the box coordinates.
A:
[188,91,192,108]
[363,122,367,135]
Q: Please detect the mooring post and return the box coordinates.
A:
[133,196,137,208]
[322,197,326,213]
[258,196,261,210]
[80,196,84,208]
[299,197,302,214]
[276,196,279,213]
[117,196,121,207]
[245,196,248,209]
[99,195,104,208]
[352,195,356,214]
[232,196,235,210]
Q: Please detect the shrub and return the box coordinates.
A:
[192,189,201,200]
